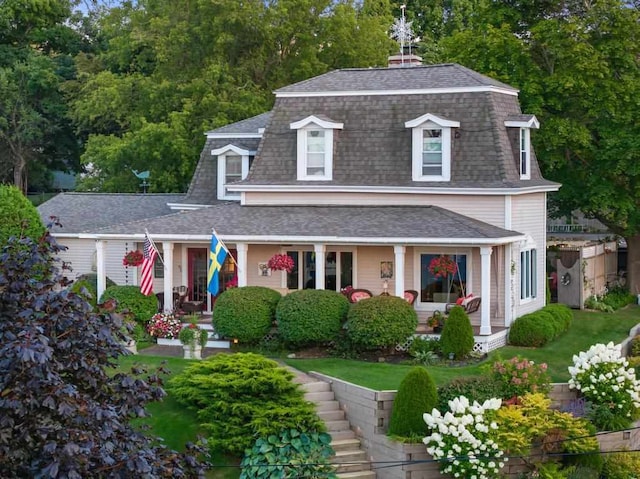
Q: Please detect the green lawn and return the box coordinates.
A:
[283,305,640,389]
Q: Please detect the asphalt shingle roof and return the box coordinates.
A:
[205,112,271,135]
[96,203,522,242]
[37,193,184,234]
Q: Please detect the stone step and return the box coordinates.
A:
[318,410,345,422]
[329,430,356,441]
[337,470,376,479]
[301,381,331,393]
[331,438,362,452]
[333,450,368,464]
[315,400,340,412]
[325,419,351,432]
[304,391,335,402]
[335,460,371,474]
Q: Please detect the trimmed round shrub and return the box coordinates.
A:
[437,376,504,413]
[388,367,437,438]
[539,309,563,339]
[70,273,116,309]
[440,305,474,359]
[543,303,573,332]
[99,285,158,325]
[0,185,45,246]
[213,286,282,343]
[508,312,555,347]
[168,353,323,455]
[345,296,417,351]
[276,289,349,347]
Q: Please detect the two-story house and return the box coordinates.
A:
[39,62,559,351]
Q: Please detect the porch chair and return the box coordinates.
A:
[403,290,418,305]
[348,289,373,303]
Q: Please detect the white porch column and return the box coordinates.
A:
[162,242,174,313]
[504,243,512,327]
[314,244,326,290]
[480,246,493,335]
[96,240,106,301]
[236,242,248,287]
[393,245,406,297]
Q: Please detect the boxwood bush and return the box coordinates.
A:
[542,303,573,332]
[388,367,437,438]
[437,376,504,413]
[276,289,349,347]
[99,285,158,325]
[508,311,556,347]
[439,305,474,360]
[345,296,417,351]
[168,353,323,455]
[213,286,281,343]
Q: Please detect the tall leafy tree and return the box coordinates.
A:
[438,0,640,293]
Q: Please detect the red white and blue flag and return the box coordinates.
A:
[140,233,159,296]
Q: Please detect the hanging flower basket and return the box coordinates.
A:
[122,250,144,267]
[428,255,457,279]
[267,253,295,273]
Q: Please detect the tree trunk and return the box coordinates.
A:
[13,153,27,193]
[625,235,640,297]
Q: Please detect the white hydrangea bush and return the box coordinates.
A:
[423,396,506,479]
[568,342,640,418]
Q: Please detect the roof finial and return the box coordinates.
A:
[390,5,416,65]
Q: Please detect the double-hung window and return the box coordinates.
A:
[290,115,343,181]
[405,114,459,182]
[520,248,537,301]
[505,116,539,180]
[212,145,253,200]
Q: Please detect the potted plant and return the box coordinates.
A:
[178,316,208,359]
[267,253,295,273]
[427,310,445,333]
[146,313,182,343]
[122,250,144,267]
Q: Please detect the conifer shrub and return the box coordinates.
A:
[0,184,45,246]
[276,289,349,347]
[212,286,281,343]
[388,367,438,438]
[439,305,474,359]
[508,311,556,347]
[168,353,323,455]
[345,296,418,351]
[99,285,158,325]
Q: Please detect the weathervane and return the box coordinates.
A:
[390,5,416,64]
[131,169,151,194]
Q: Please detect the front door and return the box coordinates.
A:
[187,248,208,303]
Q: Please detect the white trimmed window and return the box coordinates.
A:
[520,248,537,301]
[405,114,459,182]
[212,145,253,200]
[290,115,343,181]
[505,116,539,180]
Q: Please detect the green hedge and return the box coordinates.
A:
[542,303,573,332]
[99,285,158,325]
[509,310,558,347]
[169,353,323,455]
[345,296,417,351]
[276,289,349,347]
[212,286,281,343]
[437,376,504,413]
[0,185,45,247]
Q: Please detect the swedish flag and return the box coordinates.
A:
[207,232,228,295]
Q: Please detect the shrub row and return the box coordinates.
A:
[212,287,418,351]
[508,303,573,347]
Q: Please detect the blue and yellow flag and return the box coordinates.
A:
[207,232,228,295]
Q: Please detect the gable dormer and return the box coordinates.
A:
[290,115,343,181]
[405,113,460,182]
[212,144,254,200]
[505,115,539,180]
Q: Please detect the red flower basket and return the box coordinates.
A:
[428,255,457,279]
[267,253,295,273]
[122,250,144,267]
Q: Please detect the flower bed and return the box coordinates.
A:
[146,313,182,340]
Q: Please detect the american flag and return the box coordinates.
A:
[140,234,158,296]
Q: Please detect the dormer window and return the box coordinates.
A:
[405,114,459,182]
[212,145,253,200]
[290,115,343,181]
[505,115,539,181]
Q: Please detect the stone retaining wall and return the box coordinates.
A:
[310,373,640,479]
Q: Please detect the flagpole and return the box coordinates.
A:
[144,229,165,267]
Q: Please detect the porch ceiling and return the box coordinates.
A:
[94,203,524,245]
